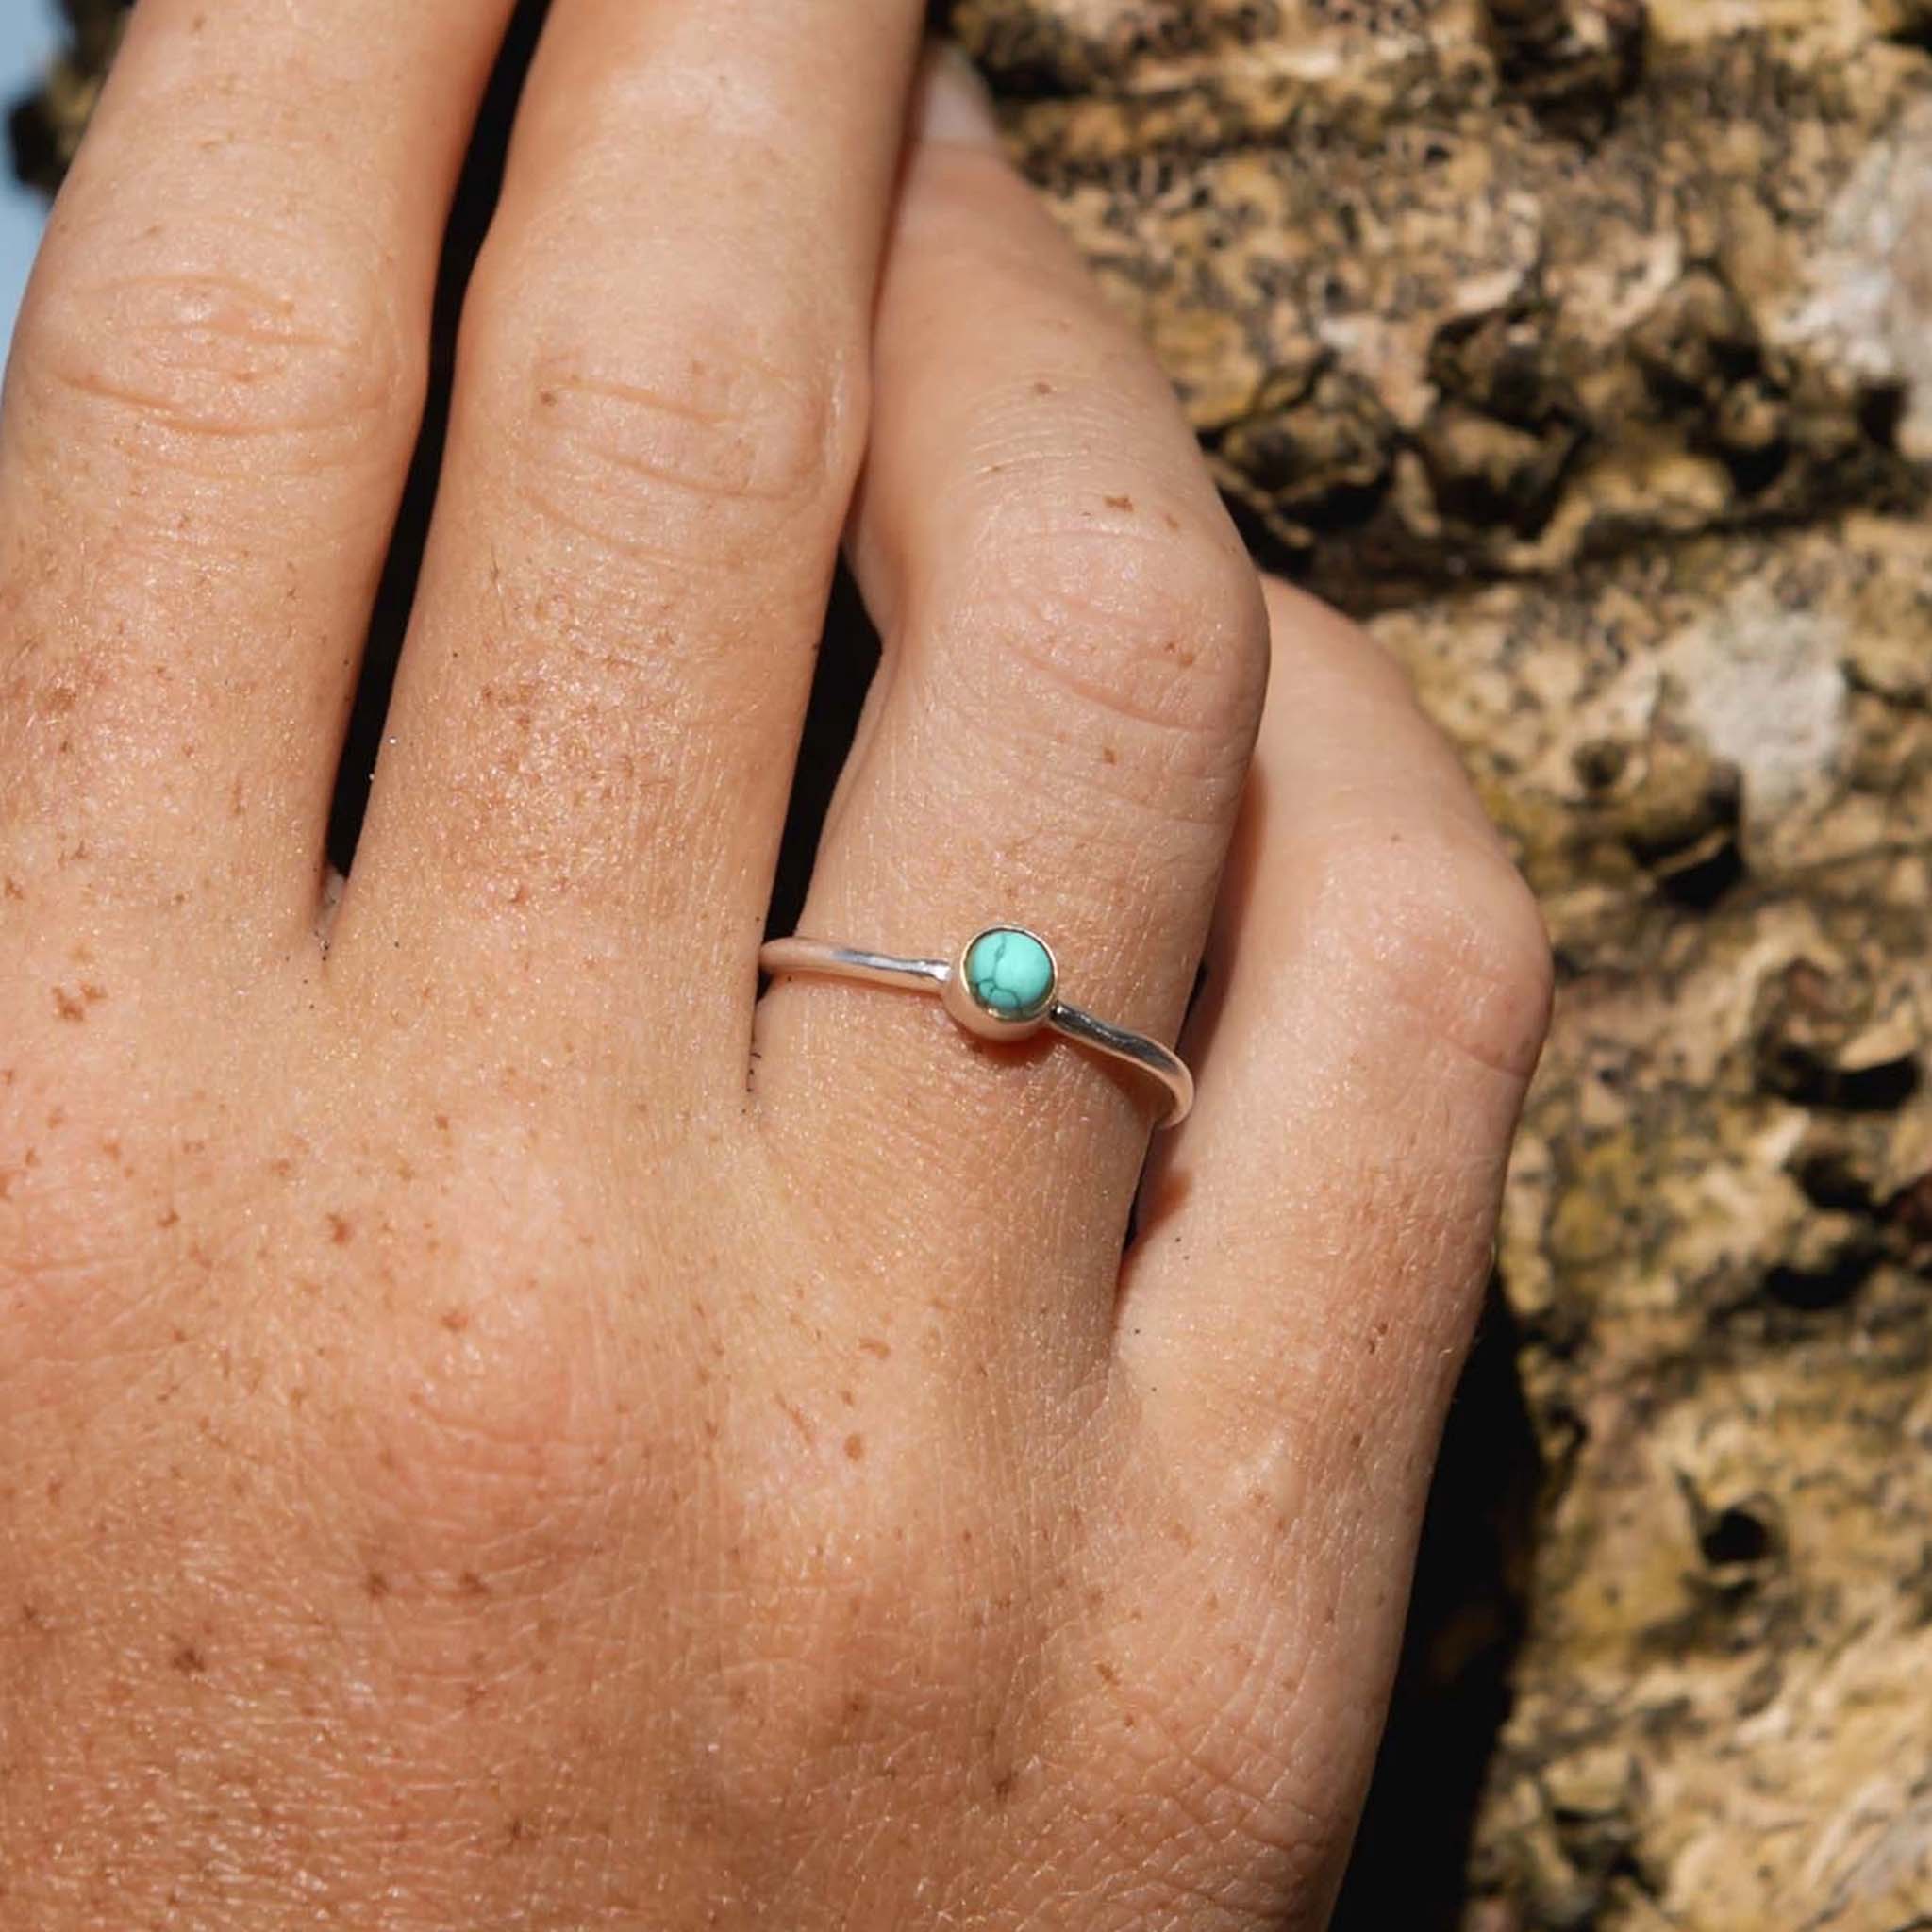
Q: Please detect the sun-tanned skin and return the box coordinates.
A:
[0,4,1551,1926]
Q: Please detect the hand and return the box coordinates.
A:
[0,5,1551,1925]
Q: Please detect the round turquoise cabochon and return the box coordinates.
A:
[964,927,1056,1021]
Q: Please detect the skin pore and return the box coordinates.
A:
[0,5,1551,1926]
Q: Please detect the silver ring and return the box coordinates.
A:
[758,924,1193,1129]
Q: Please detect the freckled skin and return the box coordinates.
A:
[0,10,1550,1930]
[0,614,1544,1932]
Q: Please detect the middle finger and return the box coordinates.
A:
[331,1,924,1097]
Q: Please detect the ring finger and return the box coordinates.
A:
[753,59,1269,1281]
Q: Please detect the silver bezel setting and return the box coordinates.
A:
[941,925,1059,1041]
[757,925,1194,1127]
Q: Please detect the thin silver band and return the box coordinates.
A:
[758,935,1194,1129]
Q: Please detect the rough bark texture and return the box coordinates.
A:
[16,2,1932,1926]
[941,6,1932,1925]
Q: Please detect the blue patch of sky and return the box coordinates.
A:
[0,0,62,358]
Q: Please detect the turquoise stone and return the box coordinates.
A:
[965,927,1055,1021]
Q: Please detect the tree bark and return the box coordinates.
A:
[957,6,1932,1924]
[19,2,1932,1924]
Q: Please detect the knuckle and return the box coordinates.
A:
[675,1418,1035,1824]
[351,1293,621,1528]
[963,513,1269,752]
[473,288,858,558]
[325,1168,636,1558]
[17,246,416,460]
[1319,824,1554,1083]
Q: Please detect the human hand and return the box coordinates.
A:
[0,4,1551,1924]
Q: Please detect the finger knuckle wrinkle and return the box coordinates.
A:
[1322,829,1553,1082]
[22,263,412,454]
[345,1270,629,1551]
[500,330,851,551]
[980,526,1267,744]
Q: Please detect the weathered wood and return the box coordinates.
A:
[18,3,1932,1924]
[945,6,1932,1924]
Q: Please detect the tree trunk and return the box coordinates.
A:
[958,6,1932,1924]
[19,2,1932,1924]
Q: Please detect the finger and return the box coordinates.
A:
[0,0,515,947]
[328,1,924,1093]
[1041,587,1549,1918]
[753,57,1268,1274]
[1119,576,1550,1605]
